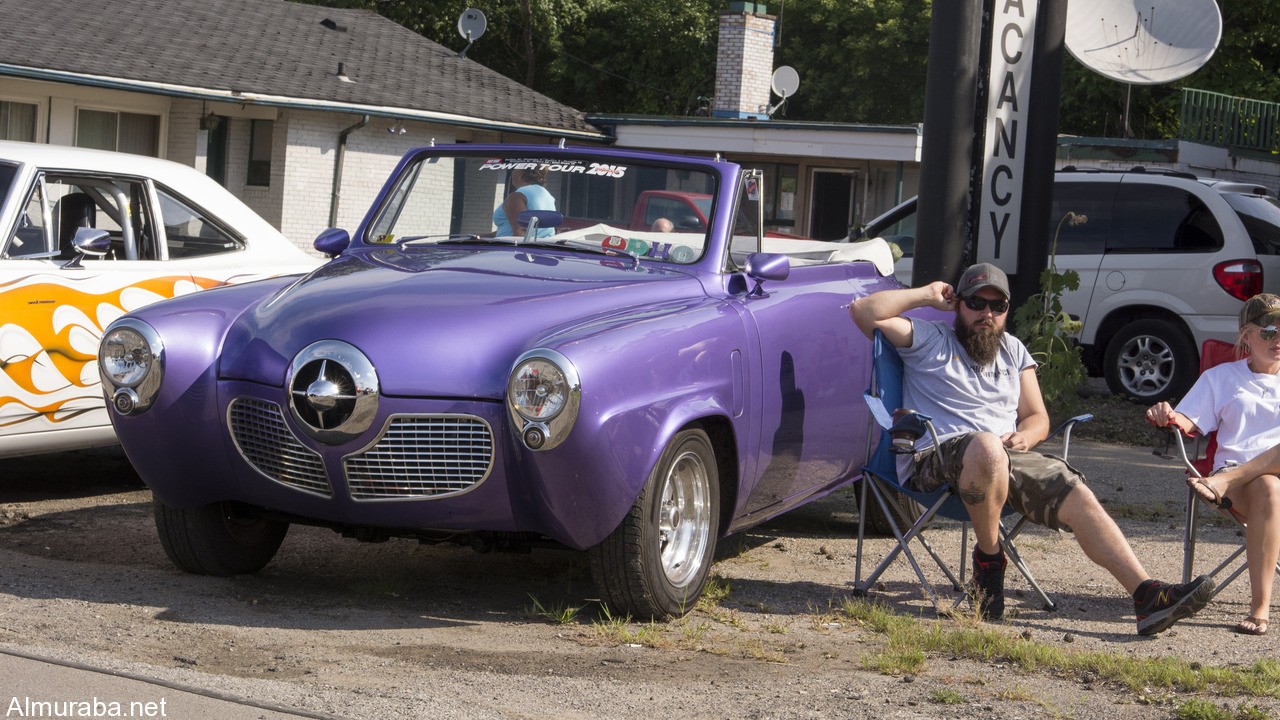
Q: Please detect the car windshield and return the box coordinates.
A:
[366,151,718,265]
[1223,192,1280,256]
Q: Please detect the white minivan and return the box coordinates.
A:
[858,167,1280,401]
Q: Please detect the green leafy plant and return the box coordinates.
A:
[1014,211,1088,412]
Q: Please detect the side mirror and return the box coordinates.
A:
[61,228,111,269]
[72,227,111,256]
[743,252,790,297]
[313,228,351,258]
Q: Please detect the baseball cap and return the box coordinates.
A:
[1240,293,1280,328]
[956,262,1010,299]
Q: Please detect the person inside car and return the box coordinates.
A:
[494,166,555,237]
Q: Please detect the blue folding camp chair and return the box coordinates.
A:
[854,329,1091,614]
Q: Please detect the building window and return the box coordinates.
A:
[75,109,160,156]
[247,119,273,186]
[747,162,798,227]
[0,101,37,141]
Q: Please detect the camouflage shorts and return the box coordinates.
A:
[906,433,1083,531]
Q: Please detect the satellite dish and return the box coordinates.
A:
[1064,0,1221,85]
[771,66,800,99]
[763,66,800,117]
[457,9,487,42]
[456,8,487,58]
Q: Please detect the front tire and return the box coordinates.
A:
[588,428,720,619]
[1103,319,1197,402]
[154,500,288,576]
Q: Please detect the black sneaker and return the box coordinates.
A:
[969,548,1007,620]
[1134,575,1216,635]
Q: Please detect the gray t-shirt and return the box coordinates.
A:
[895,318,1036,475]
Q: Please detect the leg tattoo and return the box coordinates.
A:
[959,484,987,506]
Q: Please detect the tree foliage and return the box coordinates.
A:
[773,0,930,124]
[303,0,1280,135]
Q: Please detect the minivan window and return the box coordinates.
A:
[1048,181,1116,255]
[1108,184,1223,253]
[1222,193,1280,256]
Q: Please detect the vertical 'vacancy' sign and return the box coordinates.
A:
[978,0,1038,270]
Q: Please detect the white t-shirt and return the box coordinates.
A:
[1175,358,1280,471]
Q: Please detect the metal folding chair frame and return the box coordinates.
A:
[1166,429,1280,598]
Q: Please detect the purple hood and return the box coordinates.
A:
[218,246,708,398]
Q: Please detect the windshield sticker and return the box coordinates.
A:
[600,235,696,263]
[479,158,628,179]
[745,176,761,202]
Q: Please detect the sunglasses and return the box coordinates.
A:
[1258,325,1279,341]
[961,296,1009,314]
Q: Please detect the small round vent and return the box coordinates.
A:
[287,340,379,444]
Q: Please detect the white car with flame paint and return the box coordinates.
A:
[0,140,319,458]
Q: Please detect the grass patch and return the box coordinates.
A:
[1174,699,1275,720]
[696,573,732,610]
[526,594,583,624]
[590,606,668,648]
[840,597,1280,701]
[928,688,966,705]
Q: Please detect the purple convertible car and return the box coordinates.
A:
[99,144,899,618]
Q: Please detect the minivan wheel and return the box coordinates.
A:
[1103,319,1197,402]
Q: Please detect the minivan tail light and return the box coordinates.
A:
[1213,259,1263,301]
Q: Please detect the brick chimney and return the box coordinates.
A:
[713,3,776,119]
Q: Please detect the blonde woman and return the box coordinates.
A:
[1147,293,1280,635]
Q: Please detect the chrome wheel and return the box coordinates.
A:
[657,448,712,588]
[587,428,720,619]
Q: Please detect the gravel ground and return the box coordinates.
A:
[0,441,1276,720]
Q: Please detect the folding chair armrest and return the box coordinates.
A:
[1044,413,1092,460]
[1158,426,1204,477]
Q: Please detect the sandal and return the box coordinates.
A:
[1189,477,1232,510]
[1235,616,1269,636]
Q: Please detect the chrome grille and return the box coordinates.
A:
[229,398,332,497]
[344,415,494,500]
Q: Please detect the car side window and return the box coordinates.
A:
[1108,183,1223,253]
[155,186,244,258]
[43,175,160,261]
[1048,181,1115,255]
[3,180,52,258]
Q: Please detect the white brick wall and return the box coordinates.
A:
[714,11,776,118]
[280,110,464,251]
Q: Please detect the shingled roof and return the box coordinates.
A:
[0,0,602,139]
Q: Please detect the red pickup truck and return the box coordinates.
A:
[630,190,712,231]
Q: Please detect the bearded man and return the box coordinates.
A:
[850,263,1214,635]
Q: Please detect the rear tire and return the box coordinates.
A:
[1103,319,1197,402]
[154,499,288,576]
[588,428,719,619]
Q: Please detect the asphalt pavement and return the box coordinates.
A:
[0,647,339,720]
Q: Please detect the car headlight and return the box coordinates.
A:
[98,319,164,415]
[507,349,580,451]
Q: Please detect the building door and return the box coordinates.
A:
[205,116,228,186]
[809,170,854,240]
